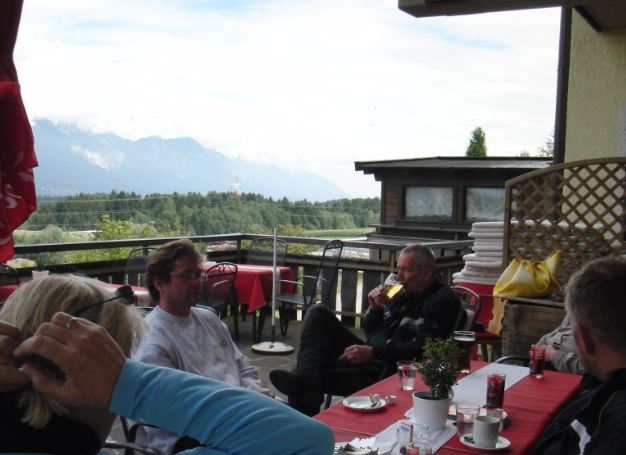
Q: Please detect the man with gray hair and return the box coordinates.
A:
[535,256,626,454]
[270,244,461,416]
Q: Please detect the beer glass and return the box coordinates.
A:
[454,330,476,374]
[384,273,403,299]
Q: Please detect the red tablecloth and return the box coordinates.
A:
[315,361,582,454]
[0,284,19,301]
[202,263,294,313]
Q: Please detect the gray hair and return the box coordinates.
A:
[400,244,436,269]
[565,256,626,355]
[0,274,144,428]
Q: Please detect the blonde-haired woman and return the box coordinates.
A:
[0,276,335,455]
[0,274,144,454]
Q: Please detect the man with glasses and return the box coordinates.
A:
[133,239,262,453]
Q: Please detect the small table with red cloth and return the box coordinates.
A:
[0,284,19,302]
[202,263,295,341]
[315,360,582,454]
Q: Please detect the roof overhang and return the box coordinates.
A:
[398,0,626,31]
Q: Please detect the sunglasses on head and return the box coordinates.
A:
[71,285,135,318]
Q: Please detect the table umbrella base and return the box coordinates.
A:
[251,341,294,355]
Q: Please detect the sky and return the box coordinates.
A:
[15,0,561,198]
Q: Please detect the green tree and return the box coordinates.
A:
[466,127,487,157]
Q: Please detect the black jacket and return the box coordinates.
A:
[0,390,101,454]
[362,280,460,374]
[535,368,626,454]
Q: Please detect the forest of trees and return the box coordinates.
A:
[22,191,380,237]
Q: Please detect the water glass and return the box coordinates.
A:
[455,403,481,437]
[397,361,418,391]
[454,330,475,374]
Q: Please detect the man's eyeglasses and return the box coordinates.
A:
[71,285,135,318]
[170,271,208,282]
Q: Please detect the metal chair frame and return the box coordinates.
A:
[451,285,482,331]
[0,263,19,286]
[125,247,156,286]
[276,239,344,336]
[198,262,239,340]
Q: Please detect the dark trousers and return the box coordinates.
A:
[296,304,382,394]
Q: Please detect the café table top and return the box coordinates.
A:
[315,360,582,454]
[202,262,294,313]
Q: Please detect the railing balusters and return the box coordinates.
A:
[13,233,469,328]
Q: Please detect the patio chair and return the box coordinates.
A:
[451,285,481,331]
[103,437,159,455]
[125,247,156,286]
[494,355,530,367]
[197,262,239,340]
[0,263,19,286]
[276,239,344,336]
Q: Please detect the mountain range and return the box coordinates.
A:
[31,119,348,201]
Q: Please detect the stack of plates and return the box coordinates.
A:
[453,221,504,285]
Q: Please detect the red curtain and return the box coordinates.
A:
[0,0,37,262]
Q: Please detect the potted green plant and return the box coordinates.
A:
[412,337,462,429]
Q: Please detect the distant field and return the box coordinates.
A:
[304,228,374,239]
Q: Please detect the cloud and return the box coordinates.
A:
[16,0,560,197]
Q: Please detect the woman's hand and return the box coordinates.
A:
[15,312,127,409]
[0,321,30,391]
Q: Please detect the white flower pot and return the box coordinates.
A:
[412,390,451,430]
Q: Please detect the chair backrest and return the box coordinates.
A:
[304,240,344,307]
[451,285,482,331]
[247,238,288,266]
[0,263,19,286]
[202,262,238,311]
[125,247,156,286]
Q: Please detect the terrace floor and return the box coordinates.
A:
[107,312,365,450]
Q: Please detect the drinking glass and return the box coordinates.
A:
[454,331,476,374]
[455,402,480,437]
[485,372,506,409]
[383,273,403,300]
[397,360,418,391]
[529,344,546,378]
[411,424,433,455]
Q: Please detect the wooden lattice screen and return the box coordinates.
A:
[503,157,626,285]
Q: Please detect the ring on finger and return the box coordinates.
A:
[65,317,79,329]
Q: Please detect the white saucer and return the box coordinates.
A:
[342,396,387,412]
[459,434,511,452]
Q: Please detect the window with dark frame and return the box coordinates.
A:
[465,187,505,222]
[404,186,453,221]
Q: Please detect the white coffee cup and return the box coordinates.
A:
[472,415,500,448]
[32,270,50,280]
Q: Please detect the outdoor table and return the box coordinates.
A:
[0,283,19,302]
[202,263,295,341]
[315,360,582,454]
[201,262,294,314]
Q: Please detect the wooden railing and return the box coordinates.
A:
[13,233,472,327]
